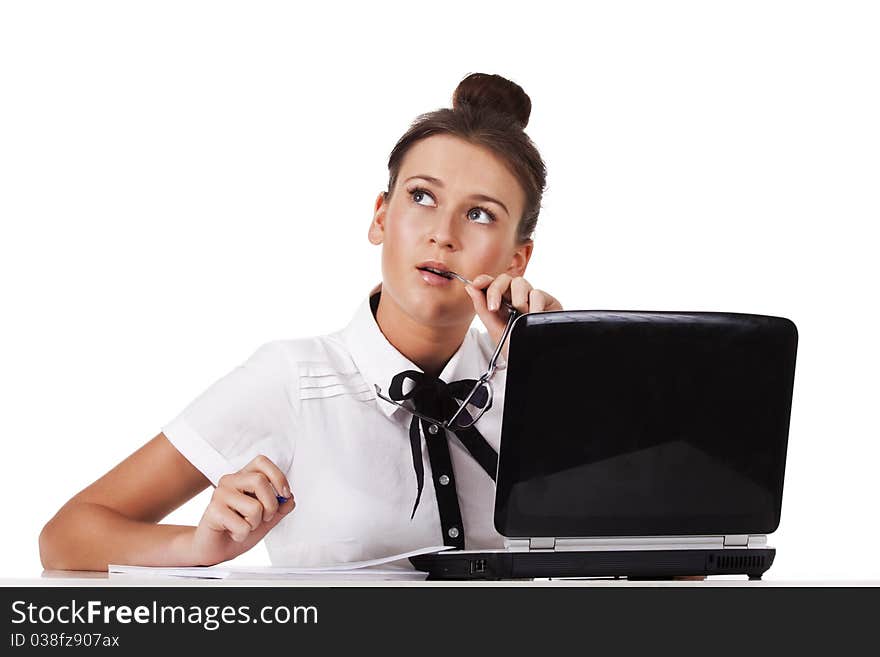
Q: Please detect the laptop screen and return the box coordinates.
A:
[494,310,798,538]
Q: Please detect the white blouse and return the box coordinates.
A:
[161,282,508,568]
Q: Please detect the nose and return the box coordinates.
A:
[427,207,460,251]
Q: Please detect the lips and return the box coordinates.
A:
[416,260,454,279]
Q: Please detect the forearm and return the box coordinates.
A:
[39,502,196,572]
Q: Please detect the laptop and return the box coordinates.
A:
[410,310,798,580]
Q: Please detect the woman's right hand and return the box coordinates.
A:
[189,455,296,566]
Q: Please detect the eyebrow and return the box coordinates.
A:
[404,175,510,218]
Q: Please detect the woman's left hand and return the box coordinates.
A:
[465,273,563,362]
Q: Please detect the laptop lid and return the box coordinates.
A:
[494,310,798,539]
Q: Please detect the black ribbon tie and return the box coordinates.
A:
[387,370,498,522]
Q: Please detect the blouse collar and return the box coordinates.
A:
[339,282,488,420]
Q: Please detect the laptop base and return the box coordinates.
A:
[409,548,775,581]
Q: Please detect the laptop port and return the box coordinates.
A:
[469,559,488,575]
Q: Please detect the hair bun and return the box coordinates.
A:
[452,73,532,129]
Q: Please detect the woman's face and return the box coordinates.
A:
[369,133,532,327]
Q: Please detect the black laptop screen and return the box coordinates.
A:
[494,310,797,538]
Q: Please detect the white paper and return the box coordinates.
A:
[108,544,452,580]
[224,567,427,581]
[108,564,232,580]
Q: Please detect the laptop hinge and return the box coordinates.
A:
[505,539,530,552]
[723,534,767,548]
[504,538,557,550]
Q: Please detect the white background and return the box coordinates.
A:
[1,1,877,580]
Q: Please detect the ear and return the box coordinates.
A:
[368,191,388,245]
[505,239,534,278]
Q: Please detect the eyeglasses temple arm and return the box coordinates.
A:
[486,308,519,376]
[374,384,453,427]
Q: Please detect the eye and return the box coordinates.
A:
[407,186,496,225]
[409,187,436,207]
[467,207,496,225]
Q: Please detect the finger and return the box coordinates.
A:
[250,486,299,537]
[465,280,507,347]
[243,454,292,501]
[242,455,290,499]
[528,289,547,313]
[467,274,500,312]
[222,488,265,532]
[487,274,512,312]
[542,292,563,311]
[469,273,494,291]
[247,492,298,543]
[240,471,280,522]
[206,503,252,543]
[465,281,489,313]
[510,277,532,314]
[276,493,297,516]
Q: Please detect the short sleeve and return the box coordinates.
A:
[161,341,298,487]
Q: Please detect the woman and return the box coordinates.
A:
[38,72,563,571]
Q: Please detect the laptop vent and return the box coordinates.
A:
[715,555,766,570]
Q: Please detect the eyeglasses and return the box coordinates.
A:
[374,277,520,430]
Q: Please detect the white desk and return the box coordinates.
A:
[2,572,877,587]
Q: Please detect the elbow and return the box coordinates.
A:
[38,517,62,570]
[39,510,78,571]
[39,504,115,572]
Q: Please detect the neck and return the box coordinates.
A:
[373,286,470,378]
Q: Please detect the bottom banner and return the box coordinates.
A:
[2,585,877,652]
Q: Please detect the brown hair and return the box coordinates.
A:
[384,73,547,245]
